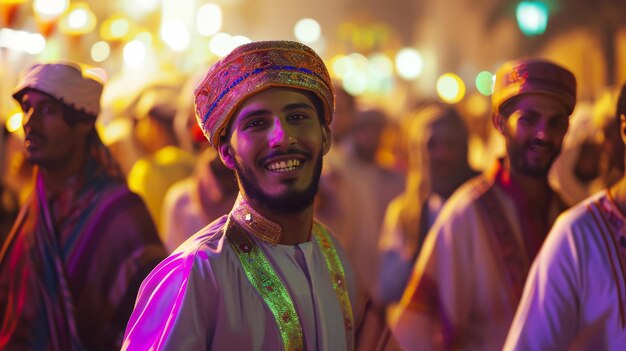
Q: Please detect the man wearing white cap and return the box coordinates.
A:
[0,62,166,350]
[391,58,576,350]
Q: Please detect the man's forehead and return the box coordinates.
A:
[505,93,569,115]
[236,88,315,113]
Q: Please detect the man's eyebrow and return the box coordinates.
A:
[239,108,271,120]
[238,103,315,121]
[282,102,315,112]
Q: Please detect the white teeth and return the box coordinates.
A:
[266,159,301,172]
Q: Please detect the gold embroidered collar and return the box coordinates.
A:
[230,194,282,246]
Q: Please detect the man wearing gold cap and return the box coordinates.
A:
[391,58,576,350]
[122,41,397,350]
[0,62,166,350]
[504,83,626,349]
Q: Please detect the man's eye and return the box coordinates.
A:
[518,114,535,124]
[550,117,568,130]
[288,113,308,121]
[245,119,265,129]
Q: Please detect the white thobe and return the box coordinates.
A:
[505,190,626,350]
[122,216,357,350]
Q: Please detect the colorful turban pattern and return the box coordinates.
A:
[492,58,577,115]
[13,61,105,119]
[194,40,334,147]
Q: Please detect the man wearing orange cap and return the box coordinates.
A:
[391,58,576,350]
[0,62,166,350]
[122,41,396,350]
[504,83,626,349]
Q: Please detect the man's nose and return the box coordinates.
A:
[268,118,295,148]
[22,107,36,127]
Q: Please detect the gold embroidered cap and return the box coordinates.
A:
[492,58,577,115]
[194,40,334,147]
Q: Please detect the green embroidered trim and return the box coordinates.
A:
[226,217,304,351]
[226,217,354,351]
[313,223,354,351]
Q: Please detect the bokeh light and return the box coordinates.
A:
[196,3,222,37]
[91,41,110,62]
[123,40,146,66]
[330,55,353,79]
[368,52,393,78]
[437,73,466,104]
[209,32,250,57]
[0,28,46,54]
[516,1,548,36]
[395,48,423,80]
[161,20,190,52]
[343,72,367,96]
[294,18,321,44]
[59,3,97,35]
[100,15,132,41]
[475,70,495,96]
[6,111,23,133]
[33,0,68,19]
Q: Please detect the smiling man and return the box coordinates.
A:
[391,59,576,350]
[122,41,397,350]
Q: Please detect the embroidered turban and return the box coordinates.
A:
[492,58,577,115]
[13,61,105,119]
[194,40,334,147]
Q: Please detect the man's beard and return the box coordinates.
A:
[234,151,323,214]
[508,139,560,178]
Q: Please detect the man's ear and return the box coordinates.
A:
[218,141,236,170]
[322,125,332,155]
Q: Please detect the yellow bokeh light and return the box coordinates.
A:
[161,21,190,52]
[395,48,423,80]
[111,18,130,37]
[6,112,23,133]
[330,55,352,79]
[33,0,68,18]
[294,18,321,44]
[123,40,145,66]
[196,3,222,37]
[437,73,466,104]
[91,41,110,62]
[343,71,367,96]
[59,3,97,35]
[101,15,131,41]
[68,9,87,28]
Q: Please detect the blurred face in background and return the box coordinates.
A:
[497,94,569,178]
[352,110,387,162]
[426,119,469,181]
[20,90,90,170]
